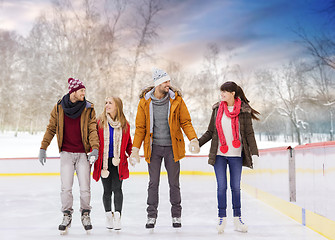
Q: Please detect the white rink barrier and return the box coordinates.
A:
[242,141,335,240]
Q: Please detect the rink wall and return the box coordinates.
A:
[242,141,335,240]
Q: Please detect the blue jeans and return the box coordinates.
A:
[214,155,243,217]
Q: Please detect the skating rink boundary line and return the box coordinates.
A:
[242,183,335,240]
[0,171,215,177]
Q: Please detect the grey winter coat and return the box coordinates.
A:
[198,101,259,168]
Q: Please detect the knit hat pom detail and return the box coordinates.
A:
[232,139,241,148]
[101,169,110,178]
[220,145,228,153]
[68,77,85,94]
[112,157,120,167]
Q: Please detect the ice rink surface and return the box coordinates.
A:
[0,174,328,240]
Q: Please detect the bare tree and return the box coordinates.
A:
[0,31,20,132]
[308,63,335,140]
[294,0,335,70]
[256,62,310,144]
[203,43,237,87]
[128,0,162,120]
[295,28,335,70]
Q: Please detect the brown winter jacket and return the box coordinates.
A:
[40,99,99,153]
[198,101,258,168]
[133,86,197,163]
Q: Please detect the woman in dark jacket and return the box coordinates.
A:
[93,97,132,231]
[198,81,259,234]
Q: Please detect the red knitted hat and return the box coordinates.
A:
[68,78,85,94]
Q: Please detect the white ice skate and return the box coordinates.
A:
[81,210,92,234]
[216,217,226,234]
[58,211,72,235]
[105,211,113,230]
[113,211,121,230]
[233,216,248,232]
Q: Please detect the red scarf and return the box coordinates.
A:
[216,98,241,153]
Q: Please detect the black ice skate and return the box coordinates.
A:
[58,211,72,235]
[81,209,92,233]
[145,217,156,229]
[172,217,182,228]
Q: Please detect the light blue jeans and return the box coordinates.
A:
[214,155,243,217]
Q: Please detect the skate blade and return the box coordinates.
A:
[86,229,92,234]
[60,229,68,235]
[234,227,248,233]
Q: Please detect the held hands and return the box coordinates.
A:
[189,138,200,154]
[39,149,47,166]
[129,147,140,166]
[88,149,99,164]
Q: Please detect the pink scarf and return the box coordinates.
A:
[216,98,241,153]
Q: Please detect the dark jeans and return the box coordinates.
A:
[214,155,243,217]
[101,158,123,213]
[147,144,181,218]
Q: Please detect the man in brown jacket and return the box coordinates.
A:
[38,78,99,234]
[129,68,200,229]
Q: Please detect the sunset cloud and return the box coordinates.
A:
[0,0,51,35]
[0,0,328,71]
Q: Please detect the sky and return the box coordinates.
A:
[0,0,331,71]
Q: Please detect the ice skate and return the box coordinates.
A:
[105,211,113,230]
[216,217,226,234]
[81,209,92,233]
[145,217,156,229]
[234,216,248,232]
[113,211,121,230]
[58,211,72,235]
[172,217,182,228]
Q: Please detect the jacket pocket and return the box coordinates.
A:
[175,135,185,158]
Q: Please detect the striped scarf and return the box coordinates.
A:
[101,114,122,178]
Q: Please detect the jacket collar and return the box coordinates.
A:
[212,100,251,113]
[144,87,176,101]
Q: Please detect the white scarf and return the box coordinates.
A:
[101,113,122,178]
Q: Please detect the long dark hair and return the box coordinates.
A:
[220,81,260,120]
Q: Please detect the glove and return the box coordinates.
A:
[189,138,200,154]
[129,147,140,166]
[252,155,259,162]
[88,149,99,164]
[39,149,47,166]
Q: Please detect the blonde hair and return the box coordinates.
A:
[98,96,129,132]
